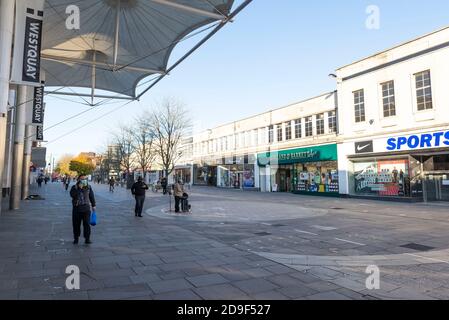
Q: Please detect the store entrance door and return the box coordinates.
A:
[424,174,449,201]
[278,169,291,192]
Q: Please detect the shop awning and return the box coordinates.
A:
[41,0,249,101]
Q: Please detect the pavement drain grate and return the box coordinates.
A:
[271,224,286,227]
[254,232,272,236]
[330,207,344,210]
[400,243,435,252]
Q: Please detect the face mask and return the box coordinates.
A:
[80,180,88,187]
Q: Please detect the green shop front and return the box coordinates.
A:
[257,144,339,195]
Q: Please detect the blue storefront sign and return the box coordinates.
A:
[386,130,449,151]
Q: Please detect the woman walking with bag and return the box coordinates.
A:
[70,175,96,245]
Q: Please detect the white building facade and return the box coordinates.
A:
[336,26,449,202]
[191,92,340,196]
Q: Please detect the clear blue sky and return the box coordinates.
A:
[44,0,449,164]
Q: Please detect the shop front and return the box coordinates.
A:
[217,155,256,189]
[258,144,339,196]
[174,166,192,185]
[193,162,217,186]
[340,129,449,202]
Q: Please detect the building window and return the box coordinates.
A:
[277,124,283,142]
[381,81,396,117]
[415,70,433,111]
[305,116,313,137]
[268,125,274,143]
[295,119,302,139]
[285,122,292,140]
[354,89,365,123]
[328,111,337,133]
[252,130,258,146]
[316,113,325,135]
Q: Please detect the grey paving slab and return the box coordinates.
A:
[276,286,319,299]
[152,289,202,300]
[148,279,194,294]
[233,278,280,294]
[193,284,251,300]
[186,274,229,287]
[87,284,153,300]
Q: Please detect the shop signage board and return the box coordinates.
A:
[11,0,45,86]
[258,144,338,166]
[352,130,449,155]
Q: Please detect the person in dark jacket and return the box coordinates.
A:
[70,175,96,245]
[161,177,168,195]
[131,177,149,217]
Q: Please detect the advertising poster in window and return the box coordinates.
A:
[354,159,410,197]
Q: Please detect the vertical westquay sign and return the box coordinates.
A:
[32,84,45,125]
[11,0,45,86]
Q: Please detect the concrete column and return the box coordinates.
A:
[10,86,28,210]
[0,0,16,215]
[22,125,33,200]
[2,89,16,196]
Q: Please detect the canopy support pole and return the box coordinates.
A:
[113,0,121,70]
[91,49,97,106]
[136,0,253,100]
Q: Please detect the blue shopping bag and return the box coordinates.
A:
[90,210,97,226]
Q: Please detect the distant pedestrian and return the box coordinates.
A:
[131,177,149,217]
[44,176,49,185]
[109,177,115,192]
[37,176,43,188]
[174,179,184,213]
[65,176,71,191]
[161,177,168,195]
[70,175,96,245]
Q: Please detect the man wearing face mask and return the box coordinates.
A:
[70,175,96,245]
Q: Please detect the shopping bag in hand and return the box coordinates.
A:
[90,210,97,226]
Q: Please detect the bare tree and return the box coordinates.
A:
[112,125,136,186]
[132,115,157,181]
[149,99,192,178]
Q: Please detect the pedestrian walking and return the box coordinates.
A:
[131,177,149,217]
[37,176,43,188]
[174,179,184,213]
[109,177,115,192]
[70,175,96,245]
[65,176,71,191]
[44,176,49,185]
[161,177,168,195]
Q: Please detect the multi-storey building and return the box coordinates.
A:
[191,92,339,195]
[336,26,449,202]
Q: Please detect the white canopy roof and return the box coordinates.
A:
[41,0,239,100]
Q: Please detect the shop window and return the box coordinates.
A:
[292,161,339,193]
[305,116,313,137]
[328,111,337,133]
[415,70,433,111]
[316,114,325,135]
[285,122,292,140]
[354,89,366,123]
[352,158,411,197]
[381,81,396,117]
[295,119,302,139]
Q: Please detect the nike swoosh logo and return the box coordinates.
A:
[357,144,371,151]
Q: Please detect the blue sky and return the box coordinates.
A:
[44,0,449,163]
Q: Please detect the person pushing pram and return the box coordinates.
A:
[173,179,191,213]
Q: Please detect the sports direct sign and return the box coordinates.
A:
[386,131,449,151]
[352,130,449,154]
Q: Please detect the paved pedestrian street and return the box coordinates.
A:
[1,183,449,300]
